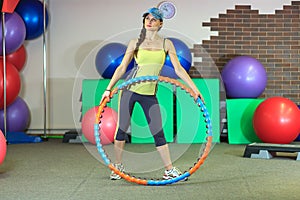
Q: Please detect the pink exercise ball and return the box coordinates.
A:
[0,130,7,165]
[82,106,117,145]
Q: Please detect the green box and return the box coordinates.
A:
[82,79,119,115]
[176,79,220,143]
[226,99,264,144]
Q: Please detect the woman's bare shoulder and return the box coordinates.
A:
[127,38,138,49]
[164,38,175,52]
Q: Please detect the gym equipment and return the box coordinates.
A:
[160,37,192,79]
[244,143,300,161]
[15,0,49,40]
[221,56,267,98]
[253,97,300,144]
[0,12,26,55]
[94,76,213,185]
[226,99,263,144]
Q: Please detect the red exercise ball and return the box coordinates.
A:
[253,97,300,144]
[82,106,117,145]
[0,130,7,165]
[0,59,21,109]
[0,45,27,72]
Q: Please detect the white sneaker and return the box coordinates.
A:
[162,167,188,181]
[110,163,125,180]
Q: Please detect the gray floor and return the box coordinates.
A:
[0,139,299,200]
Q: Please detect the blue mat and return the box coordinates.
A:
[6,132,42,144]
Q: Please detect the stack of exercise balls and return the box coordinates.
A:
[222,55,300,144]
[0,0,49,135]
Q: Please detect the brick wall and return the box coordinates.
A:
[190,1,300,104]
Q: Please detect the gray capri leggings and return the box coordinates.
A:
[115,90,167,147]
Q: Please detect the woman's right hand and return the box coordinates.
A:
[101,90,111,104]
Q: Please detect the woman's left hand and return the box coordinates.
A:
[194,91,205,104]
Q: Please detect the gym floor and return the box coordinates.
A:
[0,139,299,200]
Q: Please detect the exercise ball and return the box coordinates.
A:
[95,43,134,78]
[0,97,30,132]
[0,12,26,55]
[15,0,49,40]
[82,106,117,145]
[221,56,267,98]
[160,37,192,79]
[253,97,300,144]
[0,59,21,109]
[0,45,27,71]
[295,105,300,141]
[0,130,6,165]
[160,66,178,79]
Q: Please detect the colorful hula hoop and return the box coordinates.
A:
[94,76,213,186]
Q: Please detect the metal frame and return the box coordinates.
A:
[1,12,7,137]
[1,1,49,138]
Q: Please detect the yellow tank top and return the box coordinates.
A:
[129,49,166,95]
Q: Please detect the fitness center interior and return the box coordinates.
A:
[0,0,299,199]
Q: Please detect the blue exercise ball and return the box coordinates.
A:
[15,0,49,40]
[0,12,26,55]
[160,37,192,79]
[95,43,134,78]
[221,56,267,98]
[160,65,178,79]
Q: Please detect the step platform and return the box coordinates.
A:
[63,130,81,143]
[243,142,300,160]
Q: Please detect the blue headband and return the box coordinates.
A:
[144,7,164,20]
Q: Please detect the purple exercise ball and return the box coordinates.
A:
[221,56,267,98]
[0,97,30,132]
[0,12,26,55]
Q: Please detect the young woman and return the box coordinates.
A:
[101,7,201,180]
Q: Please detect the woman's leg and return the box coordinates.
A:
[114,140,126,164]
[114,91,135,164]
[110,91,136,180]
[156,144,173,170]
[138,95,172,170]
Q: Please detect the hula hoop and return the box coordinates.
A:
[94,76,213,186]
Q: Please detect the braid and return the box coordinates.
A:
[134,26,146,58]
